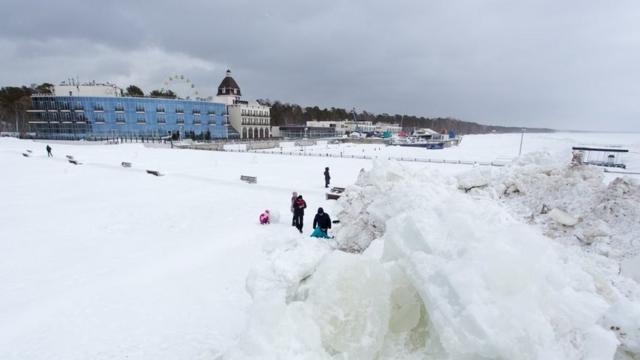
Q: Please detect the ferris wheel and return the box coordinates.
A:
[163,74,211,100]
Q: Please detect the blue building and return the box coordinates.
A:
[28,85,230,140]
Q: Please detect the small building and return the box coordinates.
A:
[275,126,336,139]
[572,146,628,169]
[55,81,121,97]
[305,120,381,135]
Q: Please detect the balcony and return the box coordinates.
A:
[114,107,125,113]
[156,108,165,114]
[135,108,145,113]
[157,119,167,124]
[94,107,105,112]
[136,119,146,124]
[192,110,201,115]
[116,120,126,125]
[176,109,184,114]
[193,120,202,126]
[176,119,185,125]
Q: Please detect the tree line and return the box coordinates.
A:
[257,99,553,134]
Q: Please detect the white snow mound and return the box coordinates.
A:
[226,159,640,359]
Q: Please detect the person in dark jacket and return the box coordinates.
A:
[290,191,298,226]
[46,145,52,157]
[324,167,331,188]
[292,195,307,233]
[312,207,332,232]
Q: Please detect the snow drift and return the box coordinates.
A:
[226,159,640,359]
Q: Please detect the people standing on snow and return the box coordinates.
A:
[46,145,52,157]
[324,167,331,188]
[259,210,270,225]
[290,191,298,226]
[311,207,332,238]
[292,195,307,233]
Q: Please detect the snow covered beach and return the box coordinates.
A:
[1,132,639,359]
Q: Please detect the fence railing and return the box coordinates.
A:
[220,148,507,167]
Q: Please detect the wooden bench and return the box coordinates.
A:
[121,162,132,168]
[146,170,163,176]
[326,186,346,200]
[240,175,257,184]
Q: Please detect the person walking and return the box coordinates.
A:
[292,195,307,233]
[311,207,332,238]
[46,145,52,157]
[290,191,298,226]
[324,167,331,188]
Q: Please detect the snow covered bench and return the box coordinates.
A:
[240,175,257,184]
[121,162,132,168]
[146,170,163,176]
[326,186,346,200]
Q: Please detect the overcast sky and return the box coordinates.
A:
[1,0,639,131]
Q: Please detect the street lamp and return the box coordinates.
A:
[518,128,526,156]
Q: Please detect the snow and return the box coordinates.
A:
[1,132,639,359]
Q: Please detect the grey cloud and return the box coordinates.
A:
[1,0,639,131]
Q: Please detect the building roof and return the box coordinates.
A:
[217,69,241,96]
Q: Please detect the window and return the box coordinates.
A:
[116,115,126,124]
[156,106,165,113]
[136,117,146,124]
[157,116,166,124]
[192,108,201,115]
[115,104,125,112]
[176,107,184,114]
[95,116,105,123]
[94,104,104,111]
[136,106,145,112]
[176,117,185,124]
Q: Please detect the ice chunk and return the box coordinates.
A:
[621,254,640,283]
[307,252,391,359]
[549,208,580,226]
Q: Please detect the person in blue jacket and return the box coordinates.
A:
[311,207,332,238]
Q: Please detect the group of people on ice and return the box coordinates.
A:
[258,167,334,239]
[290,191,332,238]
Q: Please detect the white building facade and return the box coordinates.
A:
[228,101,271,139]
[305,120,401,135]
